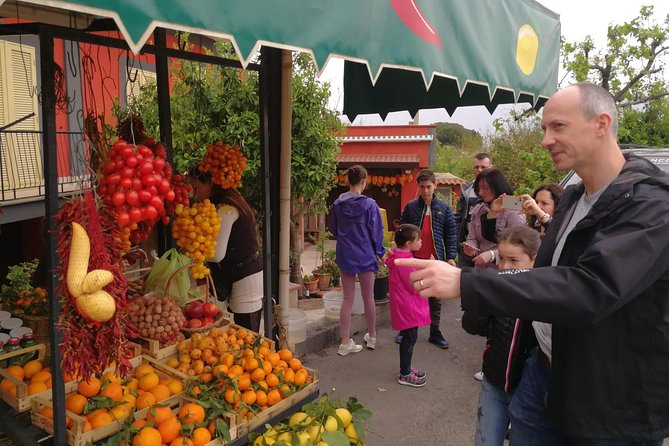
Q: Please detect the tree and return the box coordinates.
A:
[561,6,669,145]
[484,112,562,195]
[129,40,342,284]
[433,122,483,179]
[434,122,483,149]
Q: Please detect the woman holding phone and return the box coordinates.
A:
[519,183,564,236]
[462,168,526,269]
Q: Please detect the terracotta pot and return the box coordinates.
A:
[313,272,332,290]
[304,279,319,293]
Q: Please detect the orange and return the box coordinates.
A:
[39,406,54,419]
[82,420,93,432]
[65,393,88,415]
[261,360,273,376]
[146,405,173,427]
[89,410,115,429]
[277,348,293,362]
[237,375,251,391]
[279,384,292,398]
[294,369,308,386]
[157,417,181,443]
[110,404,132,421]
[0,379,17,396]
[138,373,160,391]
[267,389,282,406]
[149,384,171,402]
[256,380,269,392]
[265,373,279,388]
[27,381,48,395]
[131,419,147,429]
[241,389,256,405]
[255,390,268,407]
[5,365,25,381]
[241,348,255,358]
[227,365,243,377]
[78,376,102,397]
[169,437,194,446]
[134,364,155,379]
[136,392,157,410]
[288,358,302,371]
[100,382,123,401]
[133,426,162,446]
[191,427,212,446]
[221,354,234,368]
[23,360,44,379]
[250,368,265,383]
[258,346,270,358]
[282,368,295,383]
[243,357,258,372]
[101,371,122,385]
[178,402,205,425]
[125,378,139,391]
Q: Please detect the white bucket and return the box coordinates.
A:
[288,309,307,344]
[323,284,365,317]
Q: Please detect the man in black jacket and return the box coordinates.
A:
[396,83,669,445]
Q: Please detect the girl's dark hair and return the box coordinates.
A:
[473,168,514,199]
[347,165,368,186]
[528,183,564,228]
[188,168,255,222]
[498,225,541,258]
[395,224,421,247]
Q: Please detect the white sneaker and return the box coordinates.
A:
[337,339,363,356]
[363,333,376,350]
[474,371,484,381]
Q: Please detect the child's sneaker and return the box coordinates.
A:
[398,371,427,387]
[337,339,363,356]
[363,333,376,350]
[411,368,426,379]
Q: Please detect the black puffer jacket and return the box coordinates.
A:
[460,154,669,439]
[462,311,536,393]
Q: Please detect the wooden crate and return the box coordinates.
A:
[235,368,319,438]
[29,355,185,446]
[174,396,238,445]
[0,344,52,412]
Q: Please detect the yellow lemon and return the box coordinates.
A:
[323,415,338,432]
[516,24,539,75]
[289,411,310,426]
[335,408,353,428]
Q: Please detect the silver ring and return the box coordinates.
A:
[420,280,425,289]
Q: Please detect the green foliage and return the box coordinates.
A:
[434,122,483,149]
[484,112,562,195]
[2,259,39,300]
[561,5,669,146]
[433,122,483,179]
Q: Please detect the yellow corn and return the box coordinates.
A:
[76,290,116,322]
[81,270,114,294]
[67,222,90,298]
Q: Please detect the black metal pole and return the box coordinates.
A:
[259,47,282,339]
[154,28,174,254]
[39,26,67,446]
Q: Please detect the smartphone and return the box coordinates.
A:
[502,195,523,211]
[461,242,480,254]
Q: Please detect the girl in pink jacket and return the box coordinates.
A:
[386,224,431,388]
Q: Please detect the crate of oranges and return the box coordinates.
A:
[30,355,186,446]
[111,396,237,446]
[0,343,57,412]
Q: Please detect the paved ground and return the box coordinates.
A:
[300,299,487,446]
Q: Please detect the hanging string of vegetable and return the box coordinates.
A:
[56,191,137,379]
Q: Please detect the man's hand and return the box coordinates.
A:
[393,258,462,299]
[447,259,456,267]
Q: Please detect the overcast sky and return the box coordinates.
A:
[319,0,669,135]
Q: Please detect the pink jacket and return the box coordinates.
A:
[386,249,431,331]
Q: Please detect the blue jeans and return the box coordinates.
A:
[509,348,665,446]
[475,376,511,446]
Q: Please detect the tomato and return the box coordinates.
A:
[150,196,164,211]
[112,192,126,208]
[144,206,158,221]
[107,173,121,185]
[126,156,138,168]
[139,162,154,177]
[139,146,153,158]
[159,179,171,194]
[120,177,133,189]
[103,163,116,175]
[153,158,165,172]
[113,140,127,151]
[148,186,158,197]
[142,174,156,188]
[132,178,143,191]
[115,160,126,171]
[165,190,176,202]
[121,167,134,178]
[118,212,131,227]
[138,190,152,203]
[162,216,171,225]
[120,147,134,159]
[129,208,143,223]
[126,190,139,206]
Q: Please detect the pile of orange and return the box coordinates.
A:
[172,200,221,279]
[130,401,211,446]
[0,359,52,397]
[198,142,247,190]
[164,326,312,423]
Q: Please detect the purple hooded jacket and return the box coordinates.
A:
[331,192,385,274]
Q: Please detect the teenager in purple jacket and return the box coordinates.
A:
[331,165,385,356]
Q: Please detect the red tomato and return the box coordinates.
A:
[119,177,133,189]
[139,146,153,158]
[153,158,165,172]
[148,186,158,197]
[118,212,131,227]
[159,179,171,194]
[112,140,127,151]
[107,173,121,185]
[165,190,176,202]
[144,206,158,221]
[132,178,143,191]
[126,190,139,206]
[103,163,116,175]
[120,147,134,159]
[142,174,156,188]
[112,192,126,208]
[149,196,164,211]
[121,167,134,178]
[139,161,154,176]
[138,190,152,202]
[129,208,142,223]
[115,160,126,171]
[126,156,138,168]
[162,216,171,225]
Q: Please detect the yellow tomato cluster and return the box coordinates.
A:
[198,142,247,189]
[172,200,222,279]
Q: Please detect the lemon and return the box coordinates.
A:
[296,431,311,446]
[307,424,324,442]
[516,24,539,75]
[289,411,310,426]
[277,432,293,443]
[345,423,358,444]
[323,415,338,432]
[335,408,353,428]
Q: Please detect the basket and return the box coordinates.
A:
[22,315,50,348]
[180,269,231,335]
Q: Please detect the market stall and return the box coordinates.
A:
[0,0,560,444]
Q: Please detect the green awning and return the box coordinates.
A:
[10,0,560,116]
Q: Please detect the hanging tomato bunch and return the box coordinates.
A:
[335,173,414,187]
[98,139,187,250]
[198,142,247,189]
[172,200,222,279]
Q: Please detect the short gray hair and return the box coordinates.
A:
[572,82,618,137]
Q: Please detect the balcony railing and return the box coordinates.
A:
[0,130,91,204]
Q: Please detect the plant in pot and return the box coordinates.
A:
[311,230,334,290]
[303,274,319,293]
[374,232,392,303]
